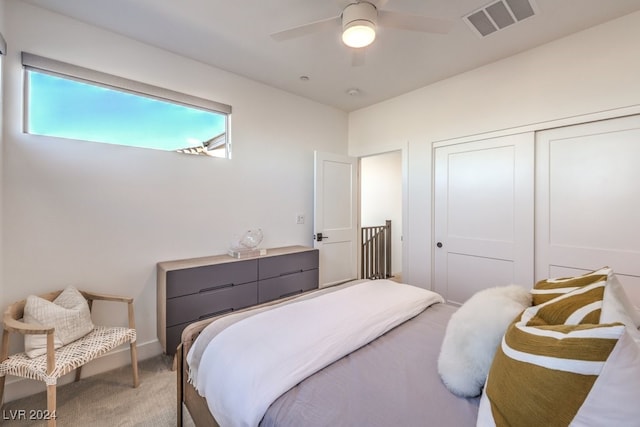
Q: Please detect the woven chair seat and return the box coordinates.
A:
[0,326,136,386]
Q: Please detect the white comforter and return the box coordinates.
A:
[189,279,444,427]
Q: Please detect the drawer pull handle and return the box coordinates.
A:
[279,270,304,277]
[280,289,304,298]
[199,308,233,320]
[199,283,234,293]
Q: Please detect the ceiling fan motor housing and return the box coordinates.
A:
[342,2,378,47]
[343,2,378,28]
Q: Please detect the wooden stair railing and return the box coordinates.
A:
[361,220,392,280]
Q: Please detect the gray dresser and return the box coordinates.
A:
[157,245,319,355]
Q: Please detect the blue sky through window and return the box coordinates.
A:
[27,71,227,152]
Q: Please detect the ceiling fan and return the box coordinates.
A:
[270,0,454,50]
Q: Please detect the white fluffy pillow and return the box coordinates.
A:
[23,286,94,358]
[437,285,531,397]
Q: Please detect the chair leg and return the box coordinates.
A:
[74,366,83,382]
[46,384,56,427]
[1,329,9,408]
[130,342,140,388]
[0,374,6,408]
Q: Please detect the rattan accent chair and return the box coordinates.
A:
[0,290,139,427]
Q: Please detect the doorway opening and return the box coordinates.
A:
[360,150,403,282]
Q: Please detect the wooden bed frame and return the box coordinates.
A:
[177,317,218,427]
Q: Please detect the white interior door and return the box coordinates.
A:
[314,151,358,287]
[434,134,534,304]
[536,114,640,309]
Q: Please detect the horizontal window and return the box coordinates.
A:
[22,53,231,157]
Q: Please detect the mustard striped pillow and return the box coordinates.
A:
[477,308,640,426]
[478,269,640,426]
[524,280,605,326]
[531,267,610,305]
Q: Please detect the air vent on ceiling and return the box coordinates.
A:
[464,0,538,37]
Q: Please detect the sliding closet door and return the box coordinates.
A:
[433,134,534,305]
[536,115,640,307]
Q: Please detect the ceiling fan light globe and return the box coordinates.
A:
[342,21,376,48]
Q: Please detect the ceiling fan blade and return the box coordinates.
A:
[271,16,341,42]
[352,49,366,67]
[378,10,454,34]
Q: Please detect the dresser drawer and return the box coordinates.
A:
[258,269,318,304]
[166,281,258,327]
[166,323,193,356]
[258,250,318,280]
[166,259,258,298]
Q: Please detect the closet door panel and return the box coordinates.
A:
[446,253,514,304]
[433,133,534,305]
[536,114,640,308]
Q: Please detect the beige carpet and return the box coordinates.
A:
[1,355,195,426]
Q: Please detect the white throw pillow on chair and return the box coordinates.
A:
[23,286,95,358]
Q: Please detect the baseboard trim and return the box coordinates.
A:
[2,339,163,403]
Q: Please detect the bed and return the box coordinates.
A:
[177,268,640,427]
[177,279,480,427]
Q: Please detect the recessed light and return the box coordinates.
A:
[299,75,310,82]
[346,88,360,96]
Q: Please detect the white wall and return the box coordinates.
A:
[360,151,402,276]
[348,10,640,290]
[1,0,347,399]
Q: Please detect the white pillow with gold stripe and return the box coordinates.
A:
[524,280,605,326]
[531,267,640,329]
[530,267,611,306]
[477,306,640,426]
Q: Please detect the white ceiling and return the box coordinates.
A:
[23,0,640,111]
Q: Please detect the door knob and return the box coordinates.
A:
[436,242,443,248]
[315,232,329,242]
